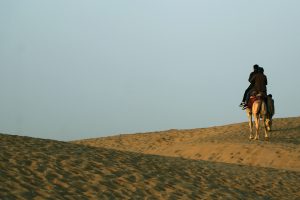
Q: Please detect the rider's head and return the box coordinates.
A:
[253,64,259,72]
[258,67,264,73]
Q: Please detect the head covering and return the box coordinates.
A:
[258,67,264,73]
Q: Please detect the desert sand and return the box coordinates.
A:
[75,117,300,172]
[1,117,300,199]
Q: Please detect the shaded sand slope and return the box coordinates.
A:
[1,134,300,199]
[74,117,300,171]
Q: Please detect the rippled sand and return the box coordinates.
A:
[75,117,300,171]
[1,117,300,199]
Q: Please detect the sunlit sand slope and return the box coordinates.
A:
[75,117,300,171]
[1,133,300,199]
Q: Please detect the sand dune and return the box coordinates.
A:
[74,117,300,172]
[1,117,300,199]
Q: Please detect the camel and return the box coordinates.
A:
[246,93,272,140]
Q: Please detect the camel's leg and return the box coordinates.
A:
[247,112,253,139]
[266,118,271,131]
[254,114,260,140]
[262,115,269,140]
[266,115,272,132]
[261,102,269,140]
[269,114,273,131]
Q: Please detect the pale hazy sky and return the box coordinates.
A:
[1,1,299,141]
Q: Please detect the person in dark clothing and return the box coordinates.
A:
[249,66,268,96]
[241,66,268,110]
[239,64,260,107]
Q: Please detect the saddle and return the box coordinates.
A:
[248,92,275,118]
[247,95,257,110]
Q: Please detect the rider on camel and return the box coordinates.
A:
[239,64,260,108]
[250,67,267,97]
[241,66,268,110]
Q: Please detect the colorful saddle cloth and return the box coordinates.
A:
[247,96,257,109]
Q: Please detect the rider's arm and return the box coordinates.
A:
[249,73,256,84]
[248,72,254,83]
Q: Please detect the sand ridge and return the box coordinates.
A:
[1,117,300,199]
[1,133,300,199]
[74,117,300,171]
